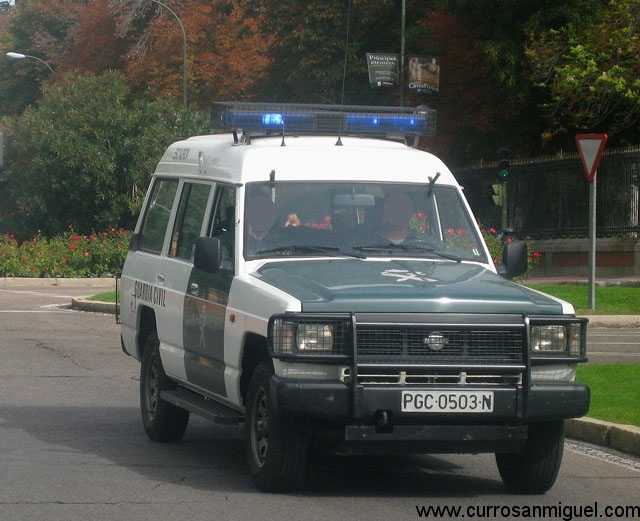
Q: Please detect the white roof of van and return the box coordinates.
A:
[156,134,458,186]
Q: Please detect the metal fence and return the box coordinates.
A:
[454,147,640,239]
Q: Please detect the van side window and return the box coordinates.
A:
[170,182,212,260]
[139,178,178,254]
[210,185,236,265]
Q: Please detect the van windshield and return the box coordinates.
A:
[243,182,488,263]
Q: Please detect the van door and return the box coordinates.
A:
[183,184,235,397]
[158,180,214,380]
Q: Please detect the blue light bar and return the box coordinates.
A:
[211,102,436,138]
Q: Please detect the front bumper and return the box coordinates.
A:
[270,376,589,451]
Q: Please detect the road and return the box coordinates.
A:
[586,327,640,364]
[1,283,639,521]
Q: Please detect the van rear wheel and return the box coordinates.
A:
[244,361,309,492]
[140,331,189,442]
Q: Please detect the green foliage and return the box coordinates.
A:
[0,71,209,238]
[0,227,132,278]
[525,0,640,139]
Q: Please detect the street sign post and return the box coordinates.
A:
[575,134,608,310]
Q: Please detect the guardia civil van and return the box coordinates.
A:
[119,102,590,493]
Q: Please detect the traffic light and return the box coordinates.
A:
[498,147,509,180]
[492,184,502,206]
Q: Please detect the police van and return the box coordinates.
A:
[119,102,589,493]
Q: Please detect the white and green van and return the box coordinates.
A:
[120,102,589,493]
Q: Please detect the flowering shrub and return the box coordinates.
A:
[0,227,132,278]
[481,226,541,278]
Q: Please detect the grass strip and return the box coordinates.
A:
[524,284,639,315]
[87,291,117,303]
[576,364,640,427]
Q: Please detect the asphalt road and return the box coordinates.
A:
[586,327,640,364]
[1,283,639,521]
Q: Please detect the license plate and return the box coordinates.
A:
[401,390,494,413]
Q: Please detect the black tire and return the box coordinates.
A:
[244,361,310,492]
[496,420,565,494]
[140,331,189,442]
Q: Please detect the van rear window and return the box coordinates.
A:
[139,178,178,254]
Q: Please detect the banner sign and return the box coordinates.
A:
[366,53,399,87]
[408,55,440,94]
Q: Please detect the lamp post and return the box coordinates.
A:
[5,52,54,73]
[148,0,187,106]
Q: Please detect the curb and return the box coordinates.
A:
[566,418,640,457]
[585,315,640,327]
[71,297,119,315]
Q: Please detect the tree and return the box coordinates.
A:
[0,71,209,238]
[409,9,525,164]
[120,0,272,107]
[246,0,404,104]
[525,0,640,144]
[58,0,127,74]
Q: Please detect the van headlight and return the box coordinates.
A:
[531,325,565,353]
[268,314,352,361]
[530,319,587,359]
[296,323,334,351]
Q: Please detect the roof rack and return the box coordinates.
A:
[210,102,436,141]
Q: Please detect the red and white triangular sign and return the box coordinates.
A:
[575,134,608,182]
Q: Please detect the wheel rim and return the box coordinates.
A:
[250,386,269,468]
[145,355,161,418]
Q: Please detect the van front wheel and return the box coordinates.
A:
[244,361,309,492]
[140,331,189,442]
[496,420,564,494]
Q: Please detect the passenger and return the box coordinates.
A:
[245,195,277,253]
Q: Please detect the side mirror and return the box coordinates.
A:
[194,237,222,273]
[497,241,528,279]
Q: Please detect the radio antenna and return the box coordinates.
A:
[336,0,352,146]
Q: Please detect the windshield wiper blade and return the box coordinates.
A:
[255,245,365,258]
[353,243,461,262]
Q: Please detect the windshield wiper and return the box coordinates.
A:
[255,245,366,258]
[353,242,462,262]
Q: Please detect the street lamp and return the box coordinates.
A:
[148,0,187,106]
[5,51,54,73]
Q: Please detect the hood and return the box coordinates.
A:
[252,259,567,314]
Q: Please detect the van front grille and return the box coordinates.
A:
[355,325,525,365]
